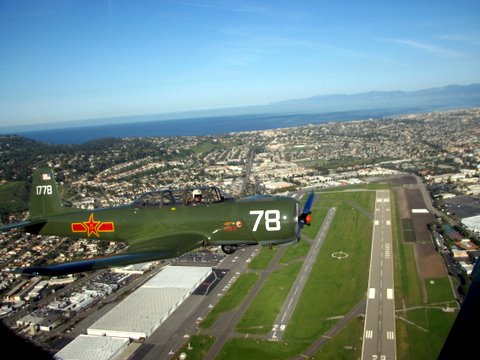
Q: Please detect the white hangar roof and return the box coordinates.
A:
[54,334,129,360]
[143,265,213,288]
[87,266,211,340]
[462,214,480,233]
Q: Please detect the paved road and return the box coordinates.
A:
[241,148,255,196]
[361,190,396,360]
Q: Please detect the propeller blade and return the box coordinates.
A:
[302,191,315,214]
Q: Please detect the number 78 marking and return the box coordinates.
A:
[249,210,281,231]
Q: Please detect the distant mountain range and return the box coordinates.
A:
[152,83,480,119]
[265,84,480,114]
[83,83,480,125]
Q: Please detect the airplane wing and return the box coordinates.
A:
[10,250,177,276]
[0,221,34,231]
[8,233,207,276]
[438,260,480,359]
[0,219,49,235]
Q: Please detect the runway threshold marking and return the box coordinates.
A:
[387,288,394,300]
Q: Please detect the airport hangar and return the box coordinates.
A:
[55,265,211,360]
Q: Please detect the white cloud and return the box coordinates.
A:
[177,0,270,14]
[387,38,464,58]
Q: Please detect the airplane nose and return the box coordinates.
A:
[305,213,312,226]
[297,191,314,228]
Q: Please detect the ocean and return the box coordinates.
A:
[14,110,398,144]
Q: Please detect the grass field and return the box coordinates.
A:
[425,277,458,305]
[217,338,307,360]
[315,315,364,359]
[279,239,310,264]
[247,246,278,270]
[396,307,457,360]
[395,277,458,360]
[174,335,216,360]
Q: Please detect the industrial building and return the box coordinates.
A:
[462,214,480,234]
[55,265,211,359]
[87,265,211,339]
[54,334,129,360]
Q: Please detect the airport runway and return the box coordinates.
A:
[361,190,396,360]
[269,207,336,340]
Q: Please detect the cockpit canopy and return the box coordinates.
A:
[132,186,233,207]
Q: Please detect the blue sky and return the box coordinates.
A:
[1,0,479,128]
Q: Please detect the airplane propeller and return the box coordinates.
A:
[298,191,314,227]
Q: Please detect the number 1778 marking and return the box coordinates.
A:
[249,210,281,231]
[36,185,52,195]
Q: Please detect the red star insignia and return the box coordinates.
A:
[83,213,101,237]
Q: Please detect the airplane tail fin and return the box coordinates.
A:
[30,168,65,219]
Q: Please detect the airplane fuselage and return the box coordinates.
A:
[29,195,300,256]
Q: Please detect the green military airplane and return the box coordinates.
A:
[1,168,314,276]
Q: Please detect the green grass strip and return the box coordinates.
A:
[200,272,258,329]
[236,262,302,334]
[175,335,216,360]
[248,246,279,270]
